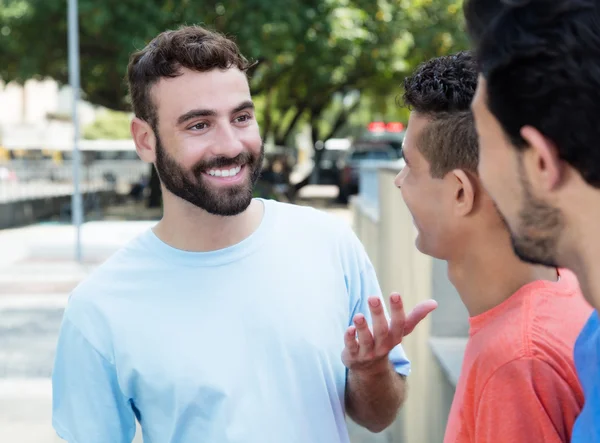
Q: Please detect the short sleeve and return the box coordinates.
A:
[342,227,411,376]
[52,314,136,443]
[474,358,581,443]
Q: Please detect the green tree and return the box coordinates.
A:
[0,0,469,204]
[83,109,131,140]
[1,0,467,137]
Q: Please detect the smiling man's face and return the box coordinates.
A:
[151,67,264,216]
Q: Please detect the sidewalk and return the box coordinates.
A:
[0,191,386,443]
[0,221,150,443]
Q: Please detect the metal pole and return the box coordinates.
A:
[68,0,83,262]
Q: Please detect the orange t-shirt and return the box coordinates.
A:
[444,269,592,443]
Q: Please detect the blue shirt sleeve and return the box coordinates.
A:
[341,227,411,376]
[52,314,136,443]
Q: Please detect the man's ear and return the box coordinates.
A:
[520,125,563,192]
[450,169,476,217]
[131,117,157,164]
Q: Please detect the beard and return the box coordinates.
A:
[153,131,264,216]
[496,157,563,268]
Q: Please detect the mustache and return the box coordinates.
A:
[192,152,255,175]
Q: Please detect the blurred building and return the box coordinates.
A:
[0,78,98,149]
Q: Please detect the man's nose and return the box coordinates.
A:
[210,123,244,159]
[394,169,405,188]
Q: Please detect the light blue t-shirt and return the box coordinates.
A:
[572,310,600,442]
[52,199,410,443]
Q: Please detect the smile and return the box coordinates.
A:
[206,166,242,177]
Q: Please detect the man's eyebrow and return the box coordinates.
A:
[176,101,255,126]
[232,100,255,114]
[177,109,217,126]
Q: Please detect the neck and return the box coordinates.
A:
[564,249,600,311]
[447,229,558,317]
[560,196,600,310]
[153,193,264,252]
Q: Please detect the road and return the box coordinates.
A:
[0,190,388,443]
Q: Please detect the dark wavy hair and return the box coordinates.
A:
[127,25,253,128]
[464,0,600,188]
[402,51,479,178]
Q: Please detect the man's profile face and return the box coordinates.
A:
[472,77,562,267]
[395,112,457,259]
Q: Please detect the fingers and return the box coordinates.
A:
[343,294,438,371]
[389,293,406,343]
[353,313,374,352]
[344,325,359,354]
[403,299,438,336]
[368,296,389,341]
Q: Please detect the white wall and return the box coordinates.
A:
[0,79,99,147]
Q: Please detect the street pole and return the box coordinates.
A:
[68,0,83,262]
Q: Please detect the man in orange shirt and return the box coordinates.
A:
[394,51,592,442]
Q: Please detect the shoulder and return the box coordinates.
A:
[466,281,588,394]
[64,230,157,348]
[476,272,590,363]
[268,199,351,232]
[71,229,154,299]
[266,199,369,271]
[526,271,592,358]
[465,323,529,383]
[267,199,359,246]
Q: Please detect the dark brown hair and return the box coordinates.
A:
[402,51,479,178]
[465,0,600,188]
[418,112,479,178]
[127,25,253,128]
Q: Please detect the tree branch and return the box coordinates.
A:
[321,99,362,141]
[275,103,308,145]
[261,88,274,141]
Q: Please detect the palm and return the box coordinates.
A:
[342,293,438,371]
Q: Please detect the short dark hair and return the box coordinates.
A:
[127,25,253,128]
[464,0,600,188]
[402,51,479,178]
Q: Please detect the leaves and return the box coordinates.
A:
[83,109,131,140]
[0,0,469,142]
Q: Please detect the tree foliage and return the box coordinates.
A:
[83,109,131,140]
[0,0,469,144]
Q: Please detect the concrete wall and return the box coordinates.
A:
[351,164,469,443]
[0,191,117,229]
[431,260,469,337]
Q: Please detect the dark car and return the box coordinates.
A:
[354,129,405,157]
[337,142,400,203]
[315,148,348,185]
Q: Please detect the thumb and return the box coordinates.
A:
[403,300,438,336]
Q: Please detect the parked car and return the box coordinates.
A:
[337,142,401,203]
[354,126,405,158]
[313,138,350,185]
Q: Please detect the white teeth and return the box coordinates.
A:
[208,166,242,177]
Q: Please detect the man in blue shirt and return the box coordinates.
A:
[463,0,600,440]
[51,25,437,443]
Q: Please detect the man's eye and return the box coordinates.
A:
[190,122,208,130]
[235,114,252,123]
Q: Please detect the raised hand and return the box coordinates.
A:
[342,293,438,372]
